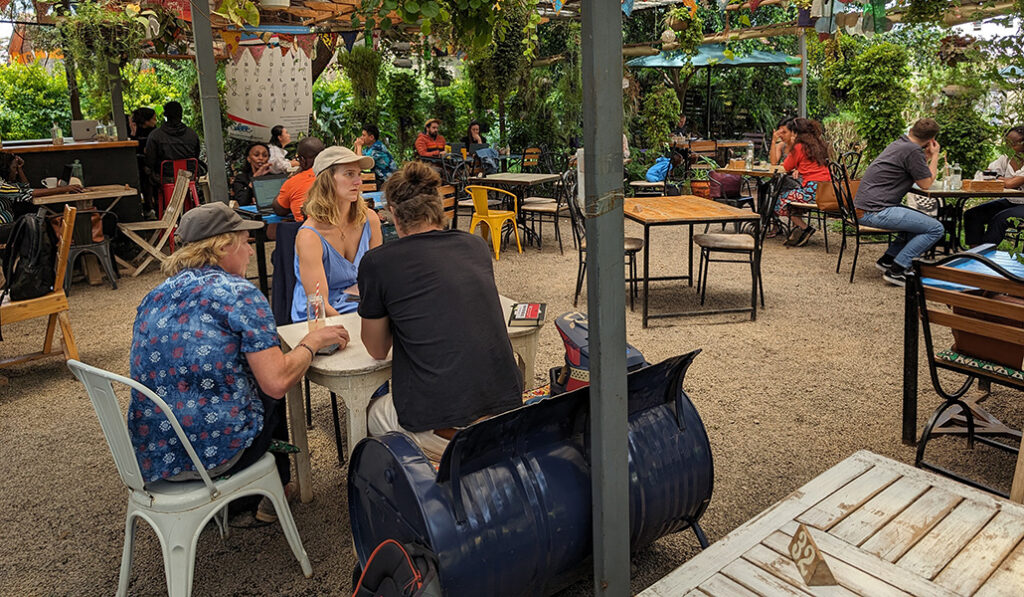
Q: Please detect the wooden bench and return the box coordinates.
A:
[911,251,1024,501]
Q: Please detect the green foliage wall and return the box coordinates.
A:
[0,62,70,140]
[847,43,911,161]
[639,87,681,150]
[935,93,996,175]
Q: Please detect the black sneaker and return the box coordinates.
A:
[875,255,896,272]
[794,226,816,247]
[882,264,910,287]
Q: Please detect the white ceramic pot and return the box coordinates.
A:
[261,0,289,9]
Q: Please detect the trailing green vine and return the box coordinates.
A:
[354,0,540,53]
[57,1,148,94]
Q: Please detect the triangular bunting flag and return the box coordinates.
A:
[231,46,245,65]
[552,0,563,11]
[295,34,316,59]
[621,0,634,16]
[341,31,359,52]
[221,31,241,56]
[249,44,266,63]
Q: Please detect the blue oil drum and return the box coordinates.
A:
[348,351,713,596]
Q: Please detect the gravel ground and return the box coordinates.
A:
[1,212,1018,596]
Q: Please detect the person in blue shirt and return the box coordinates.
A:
[353,124,397,183]
[293,146,383,322]
[129,202,349,522]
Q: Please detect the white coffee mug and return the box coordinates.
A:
[41,177,58,188]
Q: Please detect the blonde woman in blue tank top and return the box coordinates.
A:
[293,146,382,322]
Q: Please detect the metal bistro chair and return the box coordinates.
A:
[910,253,1024,501]
[566,183,643,310]
[521,169,574,254]
[693,174,781,310]
[466,185,522,260]
[828,161,893,283]
[789,150,863,253]
[67,359,312,597]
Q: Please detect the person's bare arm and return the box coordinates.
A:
[769,131,785,165]
[296,228,341,316]
[33,185,83,197]
[1001,174,1024,189]
[245,325,351,397]
[360,316,392,360]
[366,208,383,249]
[915,139,940,190]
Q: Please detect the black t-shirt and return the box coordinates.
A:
[854,135,933,212]
[357,229,523,432]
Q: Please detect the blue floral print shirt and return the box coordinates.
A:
[128,266,279,483]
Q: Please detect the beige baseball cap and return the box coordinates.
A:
[313,145,374,176]
[175,202,262,245]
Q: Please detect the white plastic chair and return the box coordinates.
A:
[67,359,312,597]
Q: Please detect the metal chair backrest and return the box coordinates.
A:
[756,175,784,244]
[465,185,517,217]
[912,253,1024,390]
[67,359,219,498]
[566,177,586,251]
[828,161,859,231]
[841,151,862,179]
[159,158,199,185]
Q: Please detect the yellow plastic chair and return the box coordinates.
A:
[466,185,522,260]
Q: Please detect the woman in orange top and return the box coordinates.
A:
[777,118,832,247]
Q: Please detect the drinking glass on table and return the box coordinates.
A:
[950,165,962,190]
[306,295,326,331]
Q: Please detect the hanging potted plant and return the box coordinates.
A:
[664,1,698,32]
[662,0,704,56]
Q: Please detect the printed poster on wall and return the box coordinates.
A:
[226,41,312,142]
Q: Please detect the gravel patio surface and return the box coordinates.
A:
[1,212,1019,596]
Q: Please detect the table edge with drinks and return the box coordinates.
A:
[276,294,544,503]
[910,179,1024,252]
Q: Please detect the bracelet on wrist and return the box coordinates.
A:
[297,343,315,359]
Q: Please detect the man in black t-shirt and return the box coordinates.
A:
[358,162,523,461]
[854,118,944,286]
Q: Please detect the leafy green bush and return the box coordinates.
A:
[935,95,996,176]
[847,43,910,161]
[639,87,681,150]
[822,112,864,159]
[0,61,71,140]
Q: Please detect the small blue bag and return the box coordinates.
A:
[645,157,671,182]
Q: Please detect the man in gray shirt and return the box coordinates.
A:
[854,118,944,286]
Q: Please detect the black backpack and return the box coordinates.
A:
[352,540,441,597]
[2,208,57,303]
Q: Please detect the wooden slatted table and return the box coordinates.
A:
[639,450,1024,596]
[624,195,760,327]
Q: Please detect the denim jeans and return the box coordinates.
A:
[859,206,945,269]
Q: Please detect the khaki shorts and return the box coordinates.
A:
[367,394,451,463]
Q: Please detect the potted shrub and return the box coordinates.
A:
[688,156,717,199]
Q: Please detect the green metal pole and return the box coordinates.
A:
[582,1,630,594]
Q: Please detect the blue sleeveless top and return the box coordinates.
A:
[292,220,372,322]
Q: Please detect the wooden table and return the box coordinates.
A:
[277,295,544,503]
[34,185,138,285]
[625,195,761,327]
[909,186,1024,252]
[639,450,1024,596]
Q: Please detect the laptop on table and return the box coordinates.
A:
[251,174,288,216]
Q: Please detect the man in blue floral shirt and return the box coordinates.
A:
[128,202,349,519]
[354,124,397,183]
